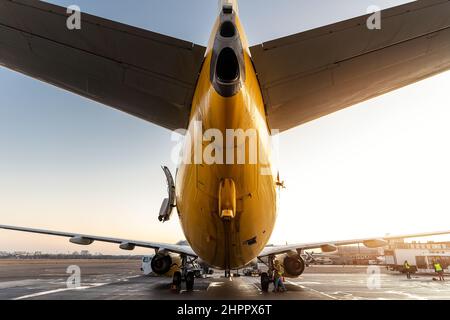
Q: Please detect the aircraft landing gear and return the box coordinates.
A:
[261,272,270,292]
[186,271,195,291]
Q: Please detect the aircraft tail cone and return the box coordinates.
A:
[218,0,239,15]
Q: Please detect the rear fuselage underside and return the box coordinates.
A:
[175,12,277,269]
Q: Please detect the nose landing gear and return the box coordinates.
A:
[172,271,182,292]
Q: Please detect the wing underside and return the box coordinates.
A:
[0,0,206,131]
[259,230,450,257]
[250,0,450,132]
[0,224,197,257]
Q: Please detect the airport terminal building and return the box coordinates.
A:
[383,240,450,273]
[333,240,450,273]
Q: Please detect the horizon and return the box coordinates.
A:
[2,0,450,255]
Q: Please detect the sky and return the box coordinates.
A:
[1,0,450,255]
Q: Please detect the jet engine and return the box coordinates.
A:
[276,251,306,278]
[150,252,181,276]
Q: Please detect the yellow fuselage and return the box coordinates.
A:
[175,14,277,269]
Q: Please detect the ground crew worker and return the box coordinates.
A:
[433,260,445,281]
[272,260,280,292]
[272,260,287,292]
[404,260,412,279]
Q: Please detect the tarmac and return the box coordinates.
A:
[0,259,449,300]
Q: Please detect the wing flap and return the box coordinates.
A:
[250,0,450,132]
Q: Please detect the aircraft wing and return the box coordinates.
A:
[259,230,450,257]
[0,0,206,131]
[250,0,450,132]
[0,224,197,257]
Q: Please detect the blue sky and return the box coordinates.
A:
[2,0,450,254]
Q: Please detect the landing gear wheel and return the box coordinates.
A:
[172,271,182,292]
[261,272,270,292]
[186,271,195,291]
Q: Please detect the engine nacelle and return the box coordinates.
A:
[150,252,181,276]
[150,253,172,275]
[276,251,306,278]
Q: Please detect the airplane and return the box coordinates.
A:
[1,0,450,292]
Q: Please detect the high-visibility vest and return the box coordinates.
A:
[434,263,443,272]
[404,262,410,269]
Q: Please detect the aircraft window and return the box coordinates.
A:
[216,47,239,83]
[220,21,236,38]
